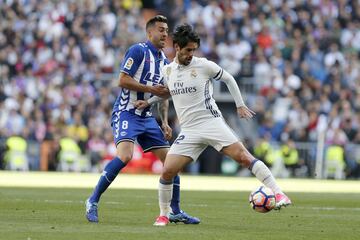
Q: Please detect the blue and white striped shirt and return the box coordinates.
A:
[113,40,168,117]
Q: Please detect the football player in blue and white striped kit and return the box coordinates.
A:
[85,15,199,224]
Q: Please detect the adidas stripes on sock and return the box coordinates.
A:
[89,157,126,203]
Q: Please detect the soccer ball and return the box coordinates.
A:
[249,186,276,213]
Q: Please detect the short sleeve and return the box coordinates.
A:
[120,44,145,77]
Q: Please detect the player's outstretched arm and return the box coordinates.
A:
[220,70,255,120]
[119,72,170,98]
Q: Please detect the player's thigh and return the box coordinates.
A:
[116,141,134,163]
[151,147,169,163]
[168,132,207,161]
[137,117,169,152]
[221,141,254,167]
[162,154,193,181]
[111,111,142,145]
[204,119,239,152]
[111,111,142,162]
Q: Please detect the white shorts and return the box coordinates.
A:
[168,118,239,161]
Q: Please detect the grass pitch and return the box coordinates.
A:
[0,172,359,240]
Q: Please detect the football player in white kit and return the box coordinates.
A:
[135,24,292,226]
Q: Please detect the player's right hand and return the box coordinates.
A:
[150,85,170,98]
[134,100,149,110]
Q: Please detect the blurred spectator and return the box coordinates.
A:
[254,136,272,167]
[57,135,84,172]
[304,42,327,83]
[87,127,107,171]
[4,135,28,171]
[324,144,346,180]
[256,26,273,55]
[66,112,89,153]
[324,43,346,69]
[254,52,272,89]
[280,139,301,177]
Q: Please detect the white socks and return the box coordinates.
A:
[159,181,173,217]
[250,160,283,195]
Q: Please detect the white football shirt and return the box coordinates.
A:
[162,56,225,129]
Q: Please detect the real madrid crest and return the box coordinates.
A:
[166,67,171,77]
[191,69,197,78]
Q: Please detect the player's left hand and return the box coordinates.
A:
[161,123,172,141]
[134,100,149,110]
[237,106,256,120]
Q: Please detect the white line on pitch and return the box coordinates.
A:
[11,198,359,211]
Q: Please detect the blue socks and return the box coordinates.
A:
[170,175,181,214]
[89,157,182,215]
[89,157,126,203]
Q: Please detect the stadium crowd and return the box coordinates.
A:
[0,0,359,178]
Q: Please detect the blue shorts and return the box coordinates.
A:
[111,111,169,152]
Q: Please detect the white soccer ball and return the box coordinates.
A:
[249,186,276,213]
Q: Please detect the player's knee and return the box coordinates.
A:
[161,167,177,181]
[117,153,132,163]
[161,173,173,182]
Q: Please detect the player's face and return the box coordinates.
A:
[176,42,198,66]
[148,22,169,49]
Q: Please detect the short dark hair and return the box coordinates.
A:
[146,15,168,30]
[172,24,200,49]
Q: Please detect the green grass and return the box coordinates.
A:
[0,187,359,240]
